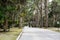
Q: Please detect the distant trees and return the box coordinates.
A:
[48,0,60,27]
[0,0,60,31]
[31,0,49,27]
[30,0,60,27]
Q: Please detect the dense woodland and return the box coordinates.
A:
[0,0,60,31]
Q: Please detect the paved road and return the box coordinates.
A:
[19,27,60,40]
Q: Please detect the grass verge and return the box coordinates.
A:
[45,27,60,32]
[0,28,22,40]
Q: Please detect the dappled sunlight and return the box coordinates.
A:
[0,0,60,40]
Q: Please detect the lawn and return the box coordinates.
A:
[0,28,22,40]
[46,27,60,32]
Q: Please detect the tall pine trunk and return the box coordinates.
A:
[40,0,43,27]
[44,0,48,27]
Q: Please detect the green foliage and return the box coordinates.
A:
[6,5,15,11]
[48,0,60,27]
[0,0,27,30]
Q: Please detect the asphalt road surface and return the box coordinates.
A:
[18,26,60,40]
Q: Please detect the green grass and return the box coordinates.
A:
[0,28,22,40]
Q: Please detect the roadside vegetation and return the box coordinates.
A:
[0,28,22,40]
[45,27,60,32]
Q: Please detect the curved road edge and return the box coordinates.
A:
[16,30,23,40]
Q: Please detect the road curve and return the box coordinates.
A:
[18,27,60,40]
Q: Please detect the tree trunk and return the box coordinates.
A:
[11,13,15,27]
[53,15,55,26]
[53,14,57,27]
[19,17,23,28]
[4,12,9,32]
[40,0,43,27]
[44,0,48,27]
[4,19,8,32]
